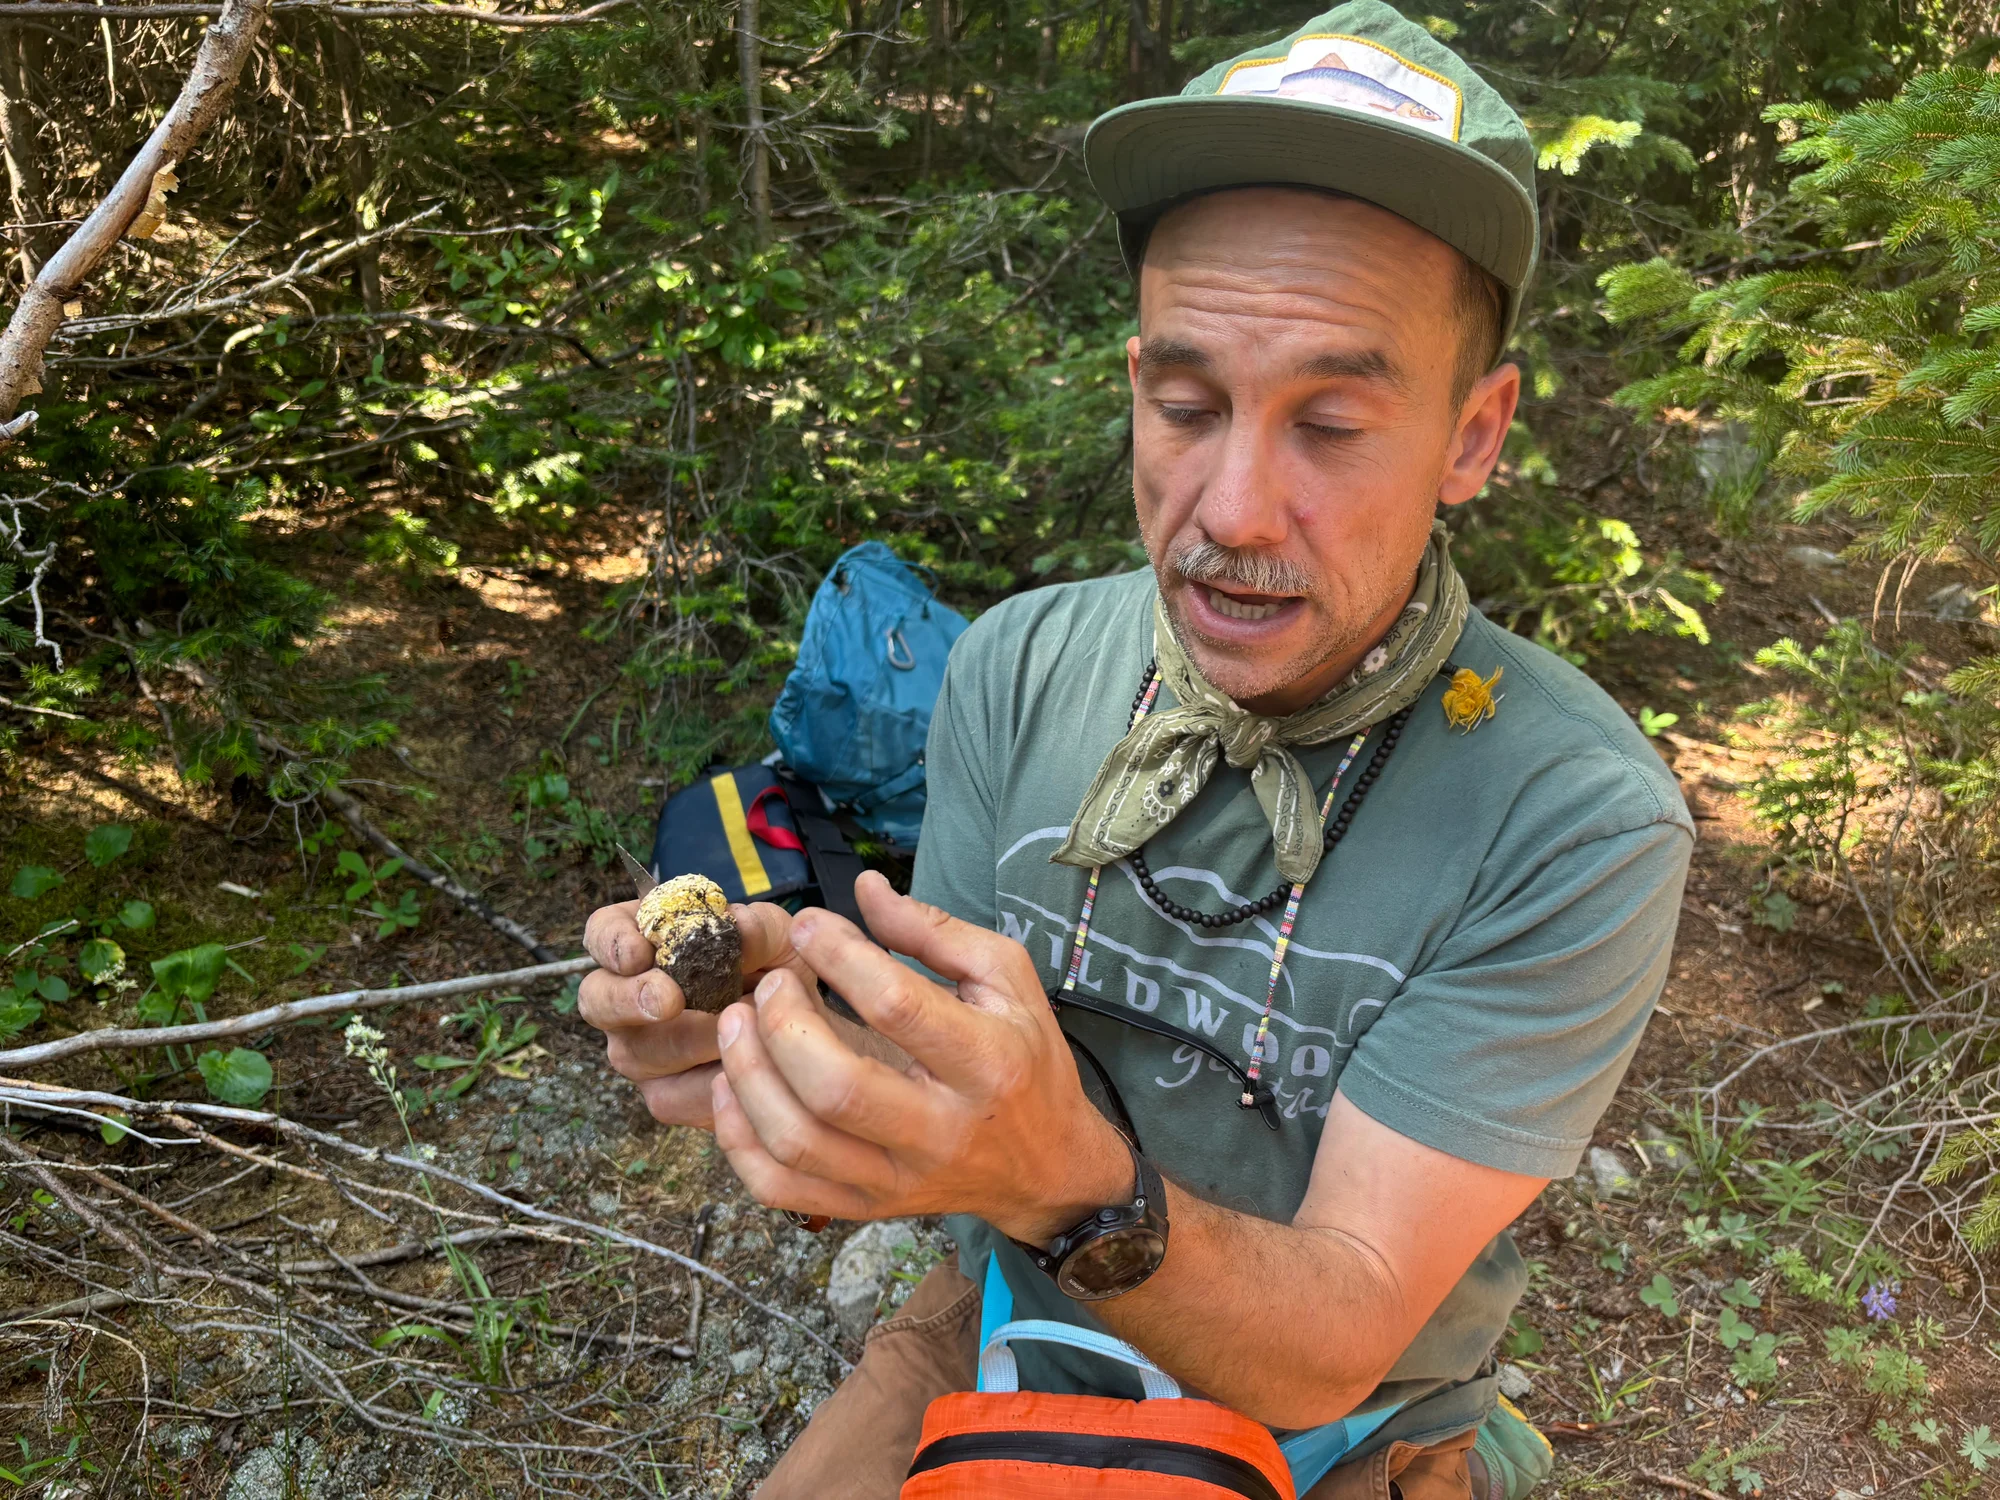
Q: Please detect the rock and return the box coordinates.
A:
[1695,421,1761,495]
[587,1188,621,1219]
[1927,582,1987,621]
[729,1345,764,1376]
[827,1219,919,1339]
[225,1434,326,1500]
[1496,1363,1533,1401]
[1635,1137,1691,1173]
[1784,544,1845,571]
[151,1422,212,1459]
[1586,1146,1639,1199]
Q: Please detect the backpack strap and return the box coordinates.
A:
[978,1319,1182,1401]
[776,770,868,931]
[843,756,928,817]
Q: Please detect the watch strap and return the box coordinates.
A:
[1009,1136,1168,1290]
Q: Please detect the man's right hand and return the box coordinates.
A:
[580,900,815,1129]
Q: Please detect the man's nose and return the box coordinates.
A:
[1190,415,1290,552]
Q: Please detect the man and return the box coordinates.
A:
[581,5,1692,1496]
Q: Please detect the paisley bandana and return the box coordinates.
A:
[1053,521,1468,885]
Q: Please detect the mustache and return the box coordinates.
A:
[1168,538,1315,598]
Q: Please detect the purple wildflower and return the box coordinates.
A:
[1861,1279,1901,1321]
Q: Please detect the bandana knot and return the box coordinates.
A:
[1053,522,1469,885]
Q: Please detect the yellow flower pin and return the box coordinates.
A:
[1442,666,1503,733]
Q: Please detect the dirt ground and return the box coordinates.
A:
[3,456,1997,1497]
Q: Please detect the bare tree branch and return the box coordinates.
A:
[0,0,636,22]
[0,954,592,1068]
[0,0,270,433]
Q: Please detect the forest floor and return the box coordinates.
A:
[3,438,1998,1497]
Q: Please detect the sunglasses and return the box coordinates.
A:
[1050,988,1283,1140]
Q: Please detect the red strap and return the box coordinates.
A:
[745,784,806,852]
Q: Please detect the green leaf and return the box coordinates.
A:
[1639,1273,1681,1319]
[286,942,326,976]
[1719,1277,1763,1309]
[35,974,69,1004]
[374,1323,463,1353]
[98,1112,129,1146]
[10,866,61,900]
[1501,1311,1544,1358]
[79,939,125,982]
[336,849,370,876]
[1751,889,1799,933]
[1962,1425,1999,1473]
[83,824,133,867]
[197,1047,273,1106]
[135,989,181,1026]
[1716,1306,1755,1349]
[119,900,156,931]
[413,1055,477,1070]
[1637,707,1680,738]
[0,992,42,1041]
[151,943,228,1004]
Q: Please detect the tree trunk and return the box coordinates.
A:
[736,0,771,247]
[330,23,383,323]
[0,0,273,434]
[0,25,48,285]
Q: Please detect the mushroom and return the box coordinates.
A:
[635,874,742,1015]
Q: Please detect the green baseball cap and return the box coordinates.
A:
[1086,0,1539,344]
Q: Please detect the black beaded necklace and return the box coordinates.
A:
[1119,659,1413,929]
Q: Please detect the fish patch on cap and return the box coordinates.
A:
[1218,34,1461,142]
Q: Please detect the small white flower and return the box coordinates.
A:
[415,1143,438,1162]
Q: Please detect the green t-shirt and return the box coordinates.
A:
[911,566,1693,1457]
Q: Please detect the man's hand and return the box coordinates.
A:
[579,898,821,1129]
[710,871,1131,1242]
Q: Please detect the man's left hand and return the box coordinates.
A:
[709,870,1130,1243]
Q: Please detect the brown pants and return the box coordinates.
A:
[759,1260,1474,1500]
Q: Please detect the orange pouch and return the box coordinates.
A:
[901,1320,1294,1500]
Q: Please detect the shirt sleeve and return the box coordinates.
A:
[1336,818,1691,1180]
[907,645,1001,936]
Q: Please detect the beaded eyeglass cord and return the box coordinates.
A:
[1056,664,1396,1111]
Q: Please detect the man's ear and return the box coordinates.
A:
[1438,362,1521,507]
[1126,334,1143,390]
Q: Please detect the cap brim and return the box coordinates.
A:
[1087,95,1537,334]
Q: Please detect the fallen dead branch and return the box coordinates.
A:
[0,955,593,1069]
[0,0,637,21]
[0,1079,851,1370]
[0,0,271,435]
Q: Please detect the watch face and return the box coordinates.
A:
[1056,1226,1167,1301]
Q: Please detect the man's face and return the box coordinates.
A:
[1128,188,1516,712]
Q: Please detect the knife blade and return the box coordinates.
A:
[616,844,658,900]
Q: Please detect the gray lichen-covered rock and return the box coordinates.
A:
[1586,1146,1639,1199]
[827,1219,919,1339]
[225,1434,326,1500]
[1497,1363,1533,1401]
[636,874,742,1013]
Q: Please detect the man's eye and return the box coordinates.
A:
[1155,403,1212,428]
[1302,421,1361,441]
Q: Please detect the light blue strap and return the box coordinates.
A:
[1278,1403,1405,1494]
[979,1319,1182,1401]
[970,1252,1397,1492]
[973,1254,1014,1391]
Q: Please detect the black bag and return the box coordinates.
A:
[649,763,867,928]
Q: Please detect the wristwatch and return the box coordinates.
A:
[1012,1137,1169,1302]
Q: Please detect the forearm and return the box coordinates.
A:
[1088,1181,1409,1429]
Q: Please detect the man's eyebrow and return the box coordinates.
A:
[1135,339,1211,377]
[1296,349,1406,390]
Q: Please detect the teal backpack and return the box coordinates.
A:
[768,542,969,849]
